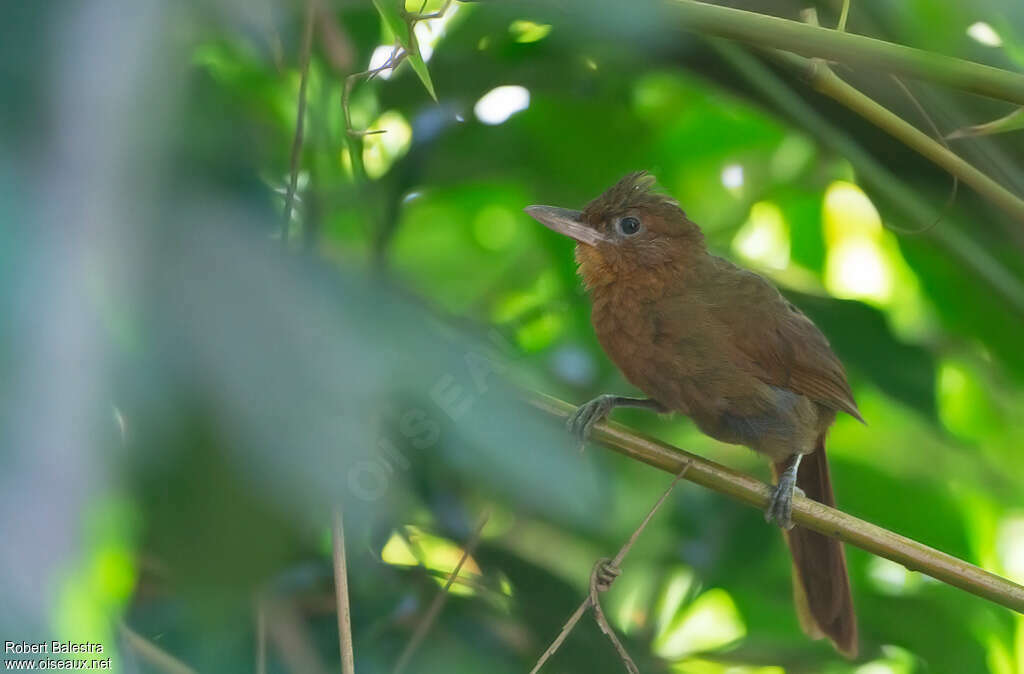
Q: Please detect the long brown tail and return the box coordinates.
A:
[773,436,858,657]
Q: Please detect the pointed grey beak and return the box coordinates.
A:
[524,205,606,246]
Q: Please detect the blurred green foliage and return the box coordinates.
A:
[4,1,1024,673]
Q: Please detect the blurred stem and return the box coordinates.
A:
[332,509,356,674]
[669,0,1024,105]
[712,41,1024,317]
[775,52,1024,226]
[530,393,1024,614]
[393,510,490,674]
[837,0,850,32]
[120,622,196,674]
[282,0,316,244]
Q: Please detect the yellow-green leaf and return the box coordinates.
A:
[946,107,1024,140]
[371,0,437,101]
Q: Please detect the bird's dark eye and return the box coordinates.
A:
[617,216,641,235]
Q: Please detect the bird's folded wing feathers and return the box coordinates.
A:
[705,265,863,422]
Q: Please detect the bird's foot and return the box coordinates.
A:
[593,557,621,592]
[765,481,795,530]
[765,454,803,530]
[566,394,618,451]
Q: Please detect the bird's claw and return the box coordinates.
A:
[765,480,797,530]
[593,557,621,592]
[566,395,615,451]
[765,484,804,529]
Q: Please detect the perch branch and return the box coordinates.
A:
[669,0,1024,105]
[530,393,1024,614]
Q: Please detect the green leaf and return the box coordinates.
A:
[946,107,1024,140]
[371,0,437,101]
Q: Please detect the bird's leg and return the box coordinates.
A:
[566,395,666,451]
[766,453,802,530]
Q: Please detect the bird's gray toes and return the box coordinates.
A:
[765,483,795,530]
[566,396,612,448]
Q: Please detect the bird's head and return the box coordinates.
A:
[525,172,704,288]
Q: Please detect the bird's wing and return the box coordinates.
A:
[703,259,863,422]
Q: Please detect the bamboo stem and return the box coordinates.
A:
[711,40,1024,317]
[530,393,1024,614]
[777,53,1024,226]
[669,0,1024,105]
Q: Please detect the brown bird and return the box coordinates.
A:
[526,172,859,656]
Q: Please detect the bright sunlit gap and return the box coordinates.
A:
[654,587,746,659]
[867,557,924,596]
[56,498,137,665]
[509,19,552,43]
[362,110,413,179]
[823,181,892,303]
[368,45,399,80]
[413,2,461,62]
[997,514,1024,583]
[381,526,483,596]
[720,163,744,191]
[474,85,530,125]
[732,201,790,270]
[822,180,931,336]
[967,21,1002,47]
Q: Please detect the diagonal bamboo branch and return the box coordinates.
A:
[710,40,1024,317]
[529,393,1024,614]
[669,0,1024,105]
[773,52,1024,226]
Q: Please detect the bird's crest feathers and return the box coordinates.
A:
[582,171,680,223]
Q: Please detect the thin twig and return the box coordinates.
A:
[281,0,316,244]
[393,510,491,674]
[530,464,691,673]
[333,509,356,674]
[119,622,197,674]
[530,392,1024,614]
[887,75,958,234]
[589,560,637,674]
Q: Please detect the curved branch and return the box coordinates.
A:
[669,0,1024,105]
[530,393,1024,614]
